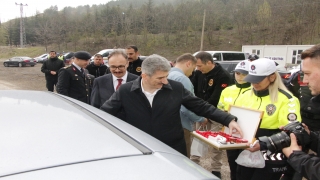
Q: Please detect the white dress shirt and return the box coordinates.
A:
[112,71,128,91]
[140,80,160,107]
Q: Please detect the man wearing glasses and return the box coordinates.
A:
[90,49,139,109]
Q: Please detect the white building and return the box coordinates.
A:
[242,45,314,68]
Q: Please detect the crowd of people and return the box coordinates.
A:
[40,44,320,180]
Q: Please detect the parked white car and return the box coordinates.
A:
[90,49,116,66]
[34,53,48,63]
[0,90,218,180]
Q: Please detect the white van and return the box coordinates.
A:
[193,51,248,61]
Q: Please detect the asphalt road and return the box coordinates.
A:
[0,59,47,91]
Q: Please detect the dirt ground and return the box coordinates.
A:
[0,59,231,180]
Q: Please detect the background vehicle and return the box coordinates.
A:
[3,56,36,67]
[284,64,310,98]
[63,52,74,65]
[34,53,48,63]
[0,90,218,179]
[219,60,291,86]
[193,51,248,62]
[90,49,116,67]
[139,55,148,60]
[218,61,238,84]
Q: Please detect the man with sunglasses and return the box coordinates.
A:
[90,49,138,109]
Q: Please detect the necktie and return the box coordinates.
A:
[116,79,123,90]
[80,68,85,77]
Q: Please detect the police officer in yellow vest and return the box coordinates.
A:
[58,53,65,61]
[234,58,301,180]
[217,60,251,180]
[218,60,251,111]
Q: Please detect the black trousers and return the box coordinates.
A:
[227,149,241,180]
[46,78,58,92]
[236,159,287,180]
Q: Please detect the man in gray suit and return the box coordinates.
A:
[91,49,139,108]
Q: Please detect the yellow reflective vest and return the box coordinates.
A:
[218,84,251,111]
[58,55,64,60]
[234,89,301,129]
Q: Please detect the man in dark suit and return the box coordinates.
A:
[91,49,139,108]
[57,51,92,104]
[100,54,243,156]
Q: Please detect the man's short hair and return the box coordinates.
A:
[125,45,138,52]
[108,49,128,60]
[142,54,171,76]
[176,53,196,64]
[301,44,320,60]
[195,51,214,64]
[94,54,103,58]
[50,51,56,53]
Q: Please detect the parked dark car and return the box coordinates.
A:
[0,90,218,179]
[3,56,37,67]
[219,61,239,84]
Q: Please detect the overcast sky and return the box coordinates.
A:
[0,0,109,22]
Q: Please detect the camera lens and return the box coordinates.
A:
[269,131,291,151]
[260,131,291,154]
[259,121,310,154]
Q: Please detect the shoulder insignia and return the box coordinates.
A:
[288,109,296,113]
[288,103,296,107]
[287,113,297,122]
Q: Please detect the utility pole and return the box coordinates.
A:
[15,2,28,48]
[200,9,206,51]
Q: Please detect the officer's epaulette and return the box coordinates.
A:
[279,89,293,99]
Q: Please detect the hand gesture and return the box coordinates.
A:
[228,120,243,138]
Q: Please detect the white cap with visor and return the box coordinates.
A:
[244,58,277,83]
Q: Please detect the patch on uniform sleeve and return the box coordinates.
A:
[287,113,297,122]
[221,84,227,88]
[266,104,276,116]
[136,67,141,72]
